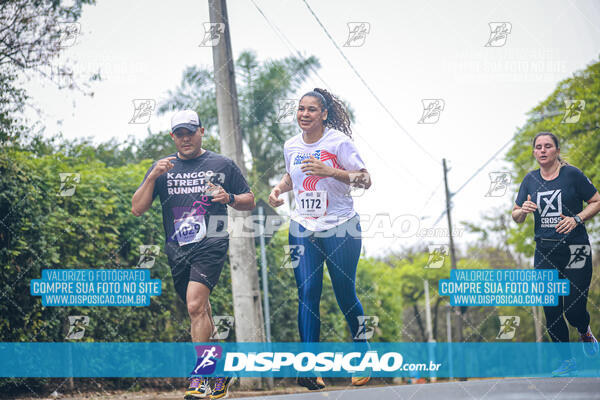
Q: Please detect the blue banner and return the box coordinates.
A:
[1,342,598,377]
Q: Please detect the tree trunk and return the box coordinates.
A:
[433,297,442,341]
[209,0,266,389]
[413,304,426,341]
[532,306,543,342]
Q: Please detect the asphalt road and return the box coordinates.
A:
[238,378,600,400]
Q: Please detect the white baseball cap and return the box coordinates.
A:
[171,109,201,132]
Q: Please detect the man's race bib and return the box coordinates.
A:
[173,214,206,246]
[298,191,327,217]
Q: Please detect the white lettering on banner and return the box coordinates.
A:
[314,353,335,372]
[224,353,246,371]
[341,352,361,372]
[295,352,317,371]
[380,352,404,370]
[272,353,295,371]
[223,351,405,372]
[200,214,463,239]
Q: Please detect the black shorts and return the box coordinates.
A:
[167,238,229,303]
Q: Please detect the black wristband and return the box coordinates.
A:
[227,193,235,205]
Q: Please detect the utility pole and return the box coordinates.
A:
[423,280,434,343]
[258,205,274,389]
[423,279,436,382]
[209,0,265,389]
[258,206,271,344]
[443,158,463,343]
[446,305,453,381]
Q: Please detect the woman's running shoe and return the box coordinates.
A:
[185,377,211,399]
[551,358,577,377]
[581,327,599,358]
[351,376,370,386]
[297,376,325,390]
[210,376,233,399]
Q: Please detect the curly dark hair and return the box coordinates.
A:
[301,88,352,138]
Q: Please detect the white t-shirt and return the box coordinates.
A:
[284,128,366,231]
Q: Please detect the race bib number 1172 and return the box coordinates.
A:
[298,191,327,217]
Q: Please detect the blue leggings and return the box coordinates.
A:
[289,215,365,342]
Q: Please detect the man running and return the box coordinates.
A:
[132,109,255,399]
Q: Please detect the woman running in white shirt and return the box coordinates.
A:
[269,88,372,390]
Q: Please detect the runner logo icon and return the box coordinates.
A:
[485,22,512,47]
[485,172,511,197]
[58,22,81,48]
[199,23,225,47]
[137,245,160,268]
[343,22,371,47]
[346,172,370,197]
[567,245,590,269]
[354,316,379,340]
[58,173,80,197]
[282,245,305,269]
[209,172,226,185]
[191,345,222,376]
[129,99,155,124]
[276,99,298,123]
[418,99,445,124]
[65,315,89,340]
[562,100,585,124]
[496,316,520,339]
[426,245,448,269]
[210,316,234,340]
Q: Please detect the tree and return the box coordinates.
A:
[462,208,522,267]
[466,57,600,343]
[0,0,96,144]
[389,252,450,341]
[158,50,320,198]
[464,212,544,342]
[506,57,600,255]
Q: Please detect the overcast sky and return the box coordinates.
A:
[22,0,600,257]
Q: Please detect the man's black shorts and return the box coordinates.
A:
[166,238,229,303]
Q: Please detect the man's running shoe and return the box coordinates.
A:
[551,358,577,377]
[297,376,325,390]
[351,376,370,386]
[185,377,211,399]
[581,326,599,358]
[210,376,233,399]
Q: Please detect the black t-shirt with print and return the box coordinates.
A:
[515,165,597,242]
[140,150,250,259]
